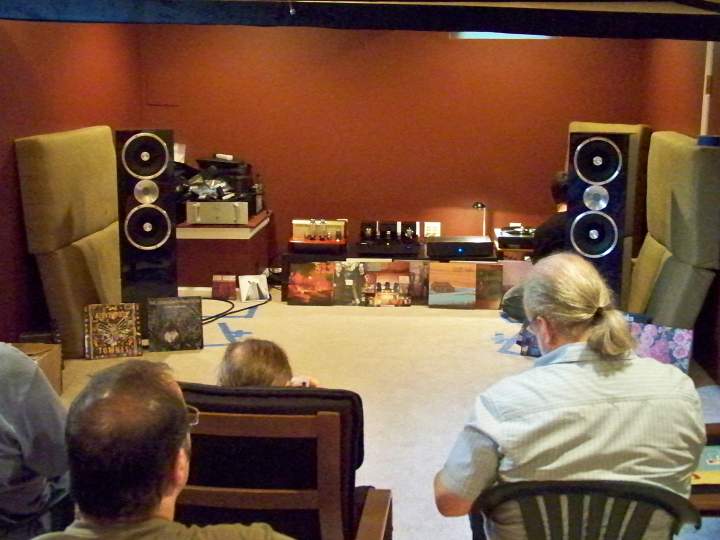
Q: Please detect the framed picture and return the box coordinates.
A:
[238,274,270,302]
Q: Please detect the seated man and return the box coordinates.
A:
[218,339,318,388]
[0,343,68,539]
[435,253,705,540]
[500,171,568,322]
[35,360,292,540]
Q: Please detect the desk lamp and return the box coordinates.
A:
[472,201,487,237]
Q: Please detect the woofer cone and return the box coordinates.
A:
[574,136,622,185]
[570,210,618,259]
[124,204,172,251]
[121,132,169,180]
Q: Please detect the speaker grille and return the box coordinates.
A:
[573,136,623,185]
[121,132,170,180]
[123,204,172,251]
[570,211,618,259]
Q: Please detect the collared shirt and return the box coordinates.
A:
[440,342,705,503]
[34,518,295,540]
[0,343,67,517]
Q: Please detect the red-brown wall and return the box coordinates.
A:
[138,27,648,259]
[0,20,716,343]
[0,20,142,341]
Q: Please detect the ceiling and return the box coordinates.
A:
[1,0,719,40]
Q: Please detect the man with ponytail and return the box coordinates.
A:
[435,252,705,539]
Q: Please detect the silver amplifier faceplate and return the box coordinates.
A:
[185,201,249,225]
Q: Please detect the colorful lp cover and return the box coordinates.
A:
[692,445,720,485]
[84,303,142,359]
[428,262,477,308]
[629,322,692,373]
[287,262,335,305]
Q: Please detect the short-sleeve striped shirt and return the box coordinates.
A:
[440,342,705,504]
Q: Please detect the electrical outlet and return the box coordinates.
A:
[424,222,442,238]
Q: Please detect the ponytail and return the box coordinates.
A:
[586,307,635,359]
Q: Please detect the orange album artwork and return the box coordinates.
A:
[287,262,335,305]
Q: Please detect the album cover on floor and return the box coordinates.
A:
[147,296,204,352]
[84,303,142,359]
[358,260,411,307]
[630,322,692,373]
[287,262,334,305]
[238,274,270,302]
[428,262,477,308]
[332,261,364,306]
[212,275,237,300]
[476,263,504,309]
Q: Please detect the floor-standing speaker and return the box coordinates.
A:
[116,129,178,314]
[566,123,650,309]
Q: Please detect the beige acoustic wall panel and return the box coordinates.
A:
[15,125,118,254]
[646,132,720,270]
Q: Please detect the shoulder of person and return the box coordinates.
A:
[183,521,294,540]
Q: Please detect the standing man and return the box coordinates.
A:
[0,343,68,539]
[36,360,292,540]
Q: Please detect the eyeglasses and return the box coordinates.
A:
[186,405,200,428]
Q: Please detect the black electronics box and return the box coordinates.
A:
[426,236,495,259]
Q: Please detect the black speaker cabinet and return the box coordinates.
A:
[116,129,178,310]
[566,133,629,300]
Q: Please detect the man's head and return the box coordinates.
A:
[551,171,569,210]
[67,360,191,522]
[218,338,292,387]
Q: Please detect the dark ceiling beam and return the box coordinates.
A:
[0,0,718,40]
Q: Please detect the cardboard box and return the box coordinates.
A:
[12,342,62,395]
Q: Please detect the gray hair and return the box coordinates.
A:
[523,252,634,359]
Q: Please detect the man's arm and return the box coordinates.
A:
[434,472,475,516]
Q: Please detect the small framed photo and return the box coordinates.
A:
[238,274,270,302]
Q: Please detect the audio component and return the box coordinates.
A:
[425,236,494,259]
[355,220,421,257]
[566,132,627,299]
[289,218,348,254]
[566,123,650,308]
[116,129,178,315]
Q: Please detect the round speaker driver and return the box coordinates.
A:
[582,185,609,211]
[573,136,622,185]
[133,179,160,204]
[570,211,618,259]
[121,132,169,180]
[124,204,172,251]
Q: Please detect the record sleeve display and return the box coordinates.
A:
[428,262,477,308]
[147,296,204,351]
[84,303,142,359]
[475,263,504,309]
[287,262,335,305]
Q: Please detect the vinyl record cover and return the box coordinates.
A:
[428,262,477,308]
[356,260,411,307]
[476,263,504,309]
[286,262,334,305]
[147,296,204,352]
[238,274,270,302]
[332,261,364,306]
[84,303,142,359]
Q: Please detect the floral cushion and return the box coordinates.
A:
[630,322,693,373]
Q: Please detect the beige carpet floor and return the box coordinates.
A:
[64,299,717,539]
[62,299,532,539]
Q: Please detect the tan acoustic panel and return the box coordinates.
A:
[647,131,720,269]
[626,233,672,315]
[15,125,118,254]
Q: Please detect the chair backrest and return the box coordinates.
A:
[177,382,364,540]
[473,480,700,540]
[14,125,121,357]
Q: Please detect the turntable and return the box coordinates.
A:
[496,224,536,249]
